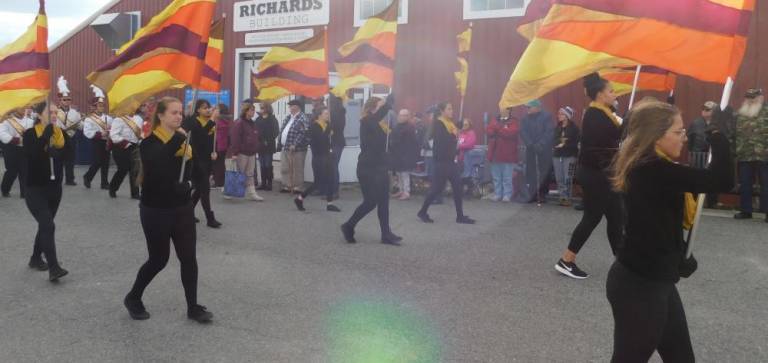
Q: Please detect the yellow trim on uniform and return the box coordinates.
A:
[34,123,65,149]
[153,127,193,159]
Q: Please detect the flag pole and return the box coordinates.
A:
[686,76,733,258]
[179,89,198,183]
[627,65,642,110]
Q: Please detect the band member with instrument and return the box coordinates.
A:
[83,85,112,190]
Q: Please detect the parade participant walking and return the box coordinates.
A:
[341,95,402,245]
[82,86,112,190]
[293,107,341,212]
[23,102,68,281]
[329,94,347,198]
[211,104,231,188]
[278,100,310,194]
[607,101,733,362]
[254,102,279,191]
[124,97,213,323]
[182,100,222,228]
[108,107,144,199]
[1,109,32,198]
[733,88,768,222]
[552,106,580,206]
[389,109,419,200]
[54,77,82,186]
[486,110,520,202]
[521,99,555,203]
[228,102,264,201]
[417,103,476,225]
[554,74,624,279]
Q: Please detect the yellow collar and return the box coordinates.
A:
[654,146,674,162]
[197,116,210,128]
[316,119,328,131]
[590,102,620,127]
[439,116,459,136]
[153,127,173,144]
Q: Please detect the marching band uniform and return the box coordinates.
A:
[83,108,112,189]
[54,76,82,185]
[0,112,33,197]
[109,114,143,198]
[23,107,68,281]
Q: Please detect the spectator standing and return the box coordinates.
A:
[278,100,310,194]
[211,104,231,188]
[733,88,768,222]
[228,102,264,201]
[255,102,279,191]
[390,109,420,200]
[552,106,580,206]
[486,110,520,202]
[520,99,555,203]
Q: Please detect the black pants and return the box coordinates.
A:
[1,144,27,196]
[525,146,553,201]
[191,159,215,219]
[607,261,694,362]
[568,167,623,255]
[302,153,333,202]
[128,203,198,307]
[345,166,391,236]
[258,152,274,186]
[110,145,136,194]
[25,184,63,268]
[419,161,465,218]
[84,139,110,187]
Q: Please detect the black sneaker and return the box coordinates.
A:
[49,266,69,281]
[187,304,213,323]
[100,184,109,190]
[381,233,403,246]
[207,219,222,228]
[734,212,753,220]
[1,192,9,198]
[341,223,356,243]
[194,217,200,223]
[109,190,117,198]
[28,258,48,271]
[83,177,91,189]
[326,204,341,212]
[124,295,150,320]
[456,216,476,224]
[554,259,589,279]
[294,197,306,211]
[417,211,434,223]
[65,180,77,186]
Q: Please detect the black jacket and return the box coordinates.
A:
[140,132,193,208]
[357,97,393,169]
[389,122,420,171]
[255,114,279,154]
[553,122,580,157]
[23,124,58,187]
[432,119,458,164]
[308,122,332,156]
[619,132,733,282]
[579,107,622,171]
[687,117,711,152]
[329,94,346,148]
[181,116,215,162]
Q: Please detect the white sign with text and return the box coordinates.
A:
[244,28,315,46]
[233,0,330,32]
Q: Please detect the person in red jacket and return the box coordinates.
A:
[486,110,520,202]
[227,102,264,201]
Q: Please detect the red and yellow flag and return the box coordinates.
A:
[600,66,677,96]
[87,0,216,116]
[252,29,328,101]
[0,0,50,118]
[454,27,472,97]
[196,17,224,92]
[331,0,398,98]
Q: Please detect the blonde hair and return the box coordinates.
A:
[240,102,256,120]
[151,97,182,129]
[611,102,680,192]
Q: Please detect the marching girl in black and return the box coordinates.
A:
[340,94,402,245]
[417,102,476,225]
[124,97,213,323]
[607,101,733,362]
[23,102,68,281]
[182,99,222,228]
[294,107,341,212]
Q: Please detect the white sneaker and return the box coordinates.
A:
[502,197,511,203]
[490,195,501,202]
[246,186,264,201]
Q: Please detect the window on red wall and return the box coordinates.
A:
[464,0,531,20]
[354,0,409,27]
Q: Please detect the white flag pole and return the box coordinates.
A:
[627,65,642,110]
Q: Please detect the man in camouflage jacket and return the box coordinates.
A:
[733,88,768,222]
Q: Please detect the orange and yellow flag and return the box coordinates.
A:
[454,27,472,97]
[196,17,224,92]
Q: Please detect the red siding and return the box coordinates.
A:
[51,0,768,133]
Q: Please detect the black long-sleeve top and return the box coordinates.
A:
[578,107,622,171]
[357,99,393,169]
[140,132,193,208]
[308,122,331,156]
[329,94,347,148]
[23,124,61,187]
[254,114,279,154]
[553,122,580,157]
[182,116,215,163]
[619,132,733,283]
[432,119,458,164]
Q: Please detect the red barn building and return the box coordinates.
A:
[49,0,768,181]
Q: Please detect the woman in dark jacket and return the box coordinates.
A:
[294,107,340,212]
[389,110,420,200]
[607,101,732,362]
[23,102,68,281]
[255,102,279,190]
[417,102,475,225]
[211,104,231,188]
[554,74,622,279]
[341,94,402,245]
[552,106,580,206]
[181,99,222,228]
[124,97,213,323]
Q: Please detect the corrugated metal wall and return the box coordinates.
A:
[50,0,768,133]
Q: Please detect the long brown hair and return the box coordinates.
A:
[151,97,182,129]
[362,97,382,117]
[240,102,256,120]
[259,102,273,116]
[611,102,680,192]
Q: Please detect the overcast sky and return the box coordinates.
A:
[0,0,113,46]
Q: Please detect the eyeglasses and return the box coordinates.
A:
[61,99,72,102]
[669,129,687,139]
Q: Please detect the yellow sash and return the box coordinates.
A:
[655,147,697,230]
[121,116,142,138]
[590,101,620,127]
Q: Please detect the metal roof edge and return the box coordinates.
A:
[49,0,123,52]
